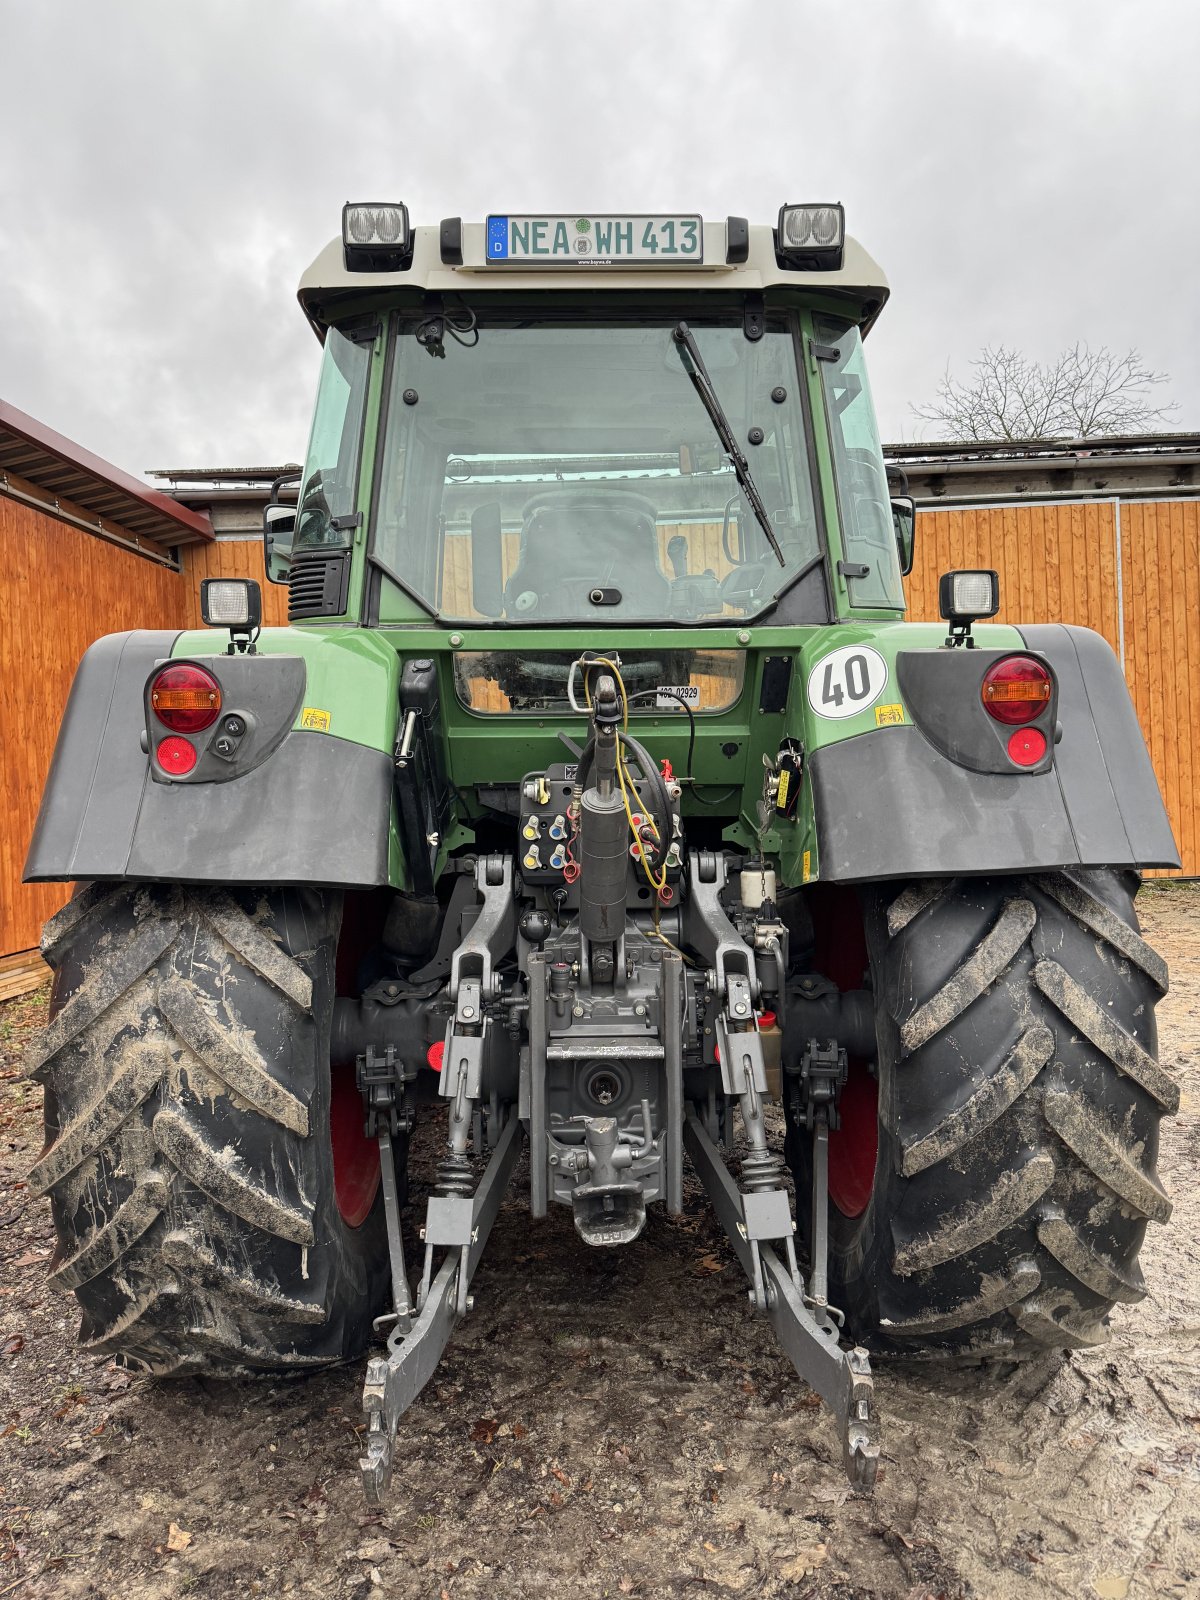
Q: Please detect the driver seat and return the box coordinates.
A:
[503,487,671,617]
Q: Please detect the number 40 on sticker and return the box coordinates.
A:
[806,645,888,720]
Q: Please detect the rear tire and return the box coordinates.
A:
[28,882,391,1374]
[797,870,1176,1358]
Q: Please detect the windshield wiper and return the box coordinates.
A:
[673,322,786,567]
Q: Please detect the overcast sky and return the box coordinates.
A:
[1,0,1196,478]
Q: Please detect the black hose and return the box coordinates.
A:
[627,688,696,782]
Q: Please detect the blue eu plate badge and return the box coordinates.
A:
[487,217,509,260]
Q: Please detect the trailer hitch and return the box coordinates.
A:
[683,1110,880,1490]
[359,1109,521,1504]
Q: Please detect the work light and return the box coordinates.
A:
[939,570,1000,623]
[776,203,845,268]
[342,202,411,271]
[201,578,261,630]
[939,569,1000,647]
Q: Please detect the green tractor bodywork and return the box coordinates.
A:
[25,211,1180,1496]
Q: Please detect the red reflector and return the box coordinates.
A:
[151,664,222,732]
[156,736,198,775]
[1007,727,1047,767]
[427,1040,445,1073]
[981,656,1052,725]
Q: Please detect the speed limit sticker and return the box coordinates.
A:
[807,645,888,720]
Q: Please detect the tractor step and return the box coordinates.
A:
[359,1110,521,1504]
[683,1110,880,1490]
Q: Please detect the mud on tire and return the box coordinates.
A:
[822,869,1176,1358]
[27,883,391,1374]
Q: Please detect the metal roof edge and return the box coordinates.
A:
[0,399,214,543]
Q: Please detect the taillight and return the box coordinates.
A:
[981,656,1051,725]
[150,664,222,732]
[156,736,198,775]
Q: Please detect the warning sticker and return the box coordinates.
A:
[802,850,813,883]
[299,707,331,732]
[874,703,905,727]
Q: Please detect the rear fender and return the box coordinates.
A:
[782,622,1178,885]
[25,628,400,889]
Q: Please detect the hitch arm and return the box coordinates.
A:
[359,1110,522,1504]
[683,1110,880,1490]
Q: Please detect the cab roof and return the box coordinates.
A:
[297,221,889,341]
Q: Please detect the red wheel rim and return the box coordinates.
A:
[329,891,389,1228]
[330,1059,380,1227]
[827,1061,878,1218]
[807,884,879,1220]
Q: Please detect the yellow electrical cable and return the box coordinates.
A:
[580,652,666,891]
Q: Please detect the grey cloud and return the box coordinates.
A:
[1,0,1196,474]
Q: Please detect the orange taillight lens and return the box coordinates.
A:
[150,665,222,733]
[981,656,1052,726]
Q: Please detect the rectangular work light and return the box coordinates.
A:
[342,202,411,271]
[939,570,1000,625]
[201,578,262,630]
[776,203,845,269]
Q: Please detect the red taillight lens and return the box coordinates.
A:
[427,1040,445,1073]
[150,665,222,732]
[1007,727,1048,767]
[156,736,198,775]
[981,656,1052,725]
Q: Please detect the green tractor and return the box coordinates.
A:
[26,203,1180,1494]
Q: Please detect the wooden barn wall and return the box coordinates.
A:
[1118,502,1199,882]
[0,493,189,957]
[181,536,289,627]
[907,501,1194,876]
[906,502,1121,650]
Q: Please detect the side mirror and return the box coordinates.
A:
[470,501,504,617]
[891,496,916,576]
[264,470,302,585]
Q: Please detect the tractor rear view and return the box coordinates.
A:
[25,203,1180,1495]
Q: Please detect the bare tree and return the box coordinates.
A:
[912,344,1177,441]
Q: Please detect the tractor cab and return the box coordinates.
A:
[267,205,906,630]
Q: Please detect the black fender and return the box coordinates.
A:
[24,631,393,888]
[808,624,1179,882]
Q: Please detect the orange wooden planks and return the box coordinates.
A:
[1,493,189,956]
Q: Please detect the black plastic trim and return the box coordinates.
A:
[1017,624,1179,868]
[26,631,393,888]
[897,648,1056,775]
[809,627,1179,881]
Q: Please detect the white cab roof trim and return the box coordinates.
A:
[298,223,888,321]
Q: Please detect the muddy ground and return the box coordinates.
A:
[2,883,1198,1600]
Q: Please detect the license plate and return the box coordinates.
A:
[486,214,703,266]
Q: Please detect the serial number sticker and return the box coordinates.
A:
[656,684,701,709]
[299,707,331,732]
[806,645,888,721]
[875,703,905,727]
[802,850,812,883]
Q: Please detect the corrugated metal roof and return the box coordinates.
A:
[0,400,214,548]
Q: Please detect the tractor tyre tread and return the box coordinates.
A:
[831,868,1173,1359]
[28,882,388,1375]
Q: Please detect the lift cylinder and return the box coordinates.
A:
[578,786,628,944]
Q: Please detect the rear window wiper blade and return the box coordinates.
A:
[673,321,786,567]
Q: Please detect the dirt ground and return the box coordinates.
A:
[2,883,1197,1600]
